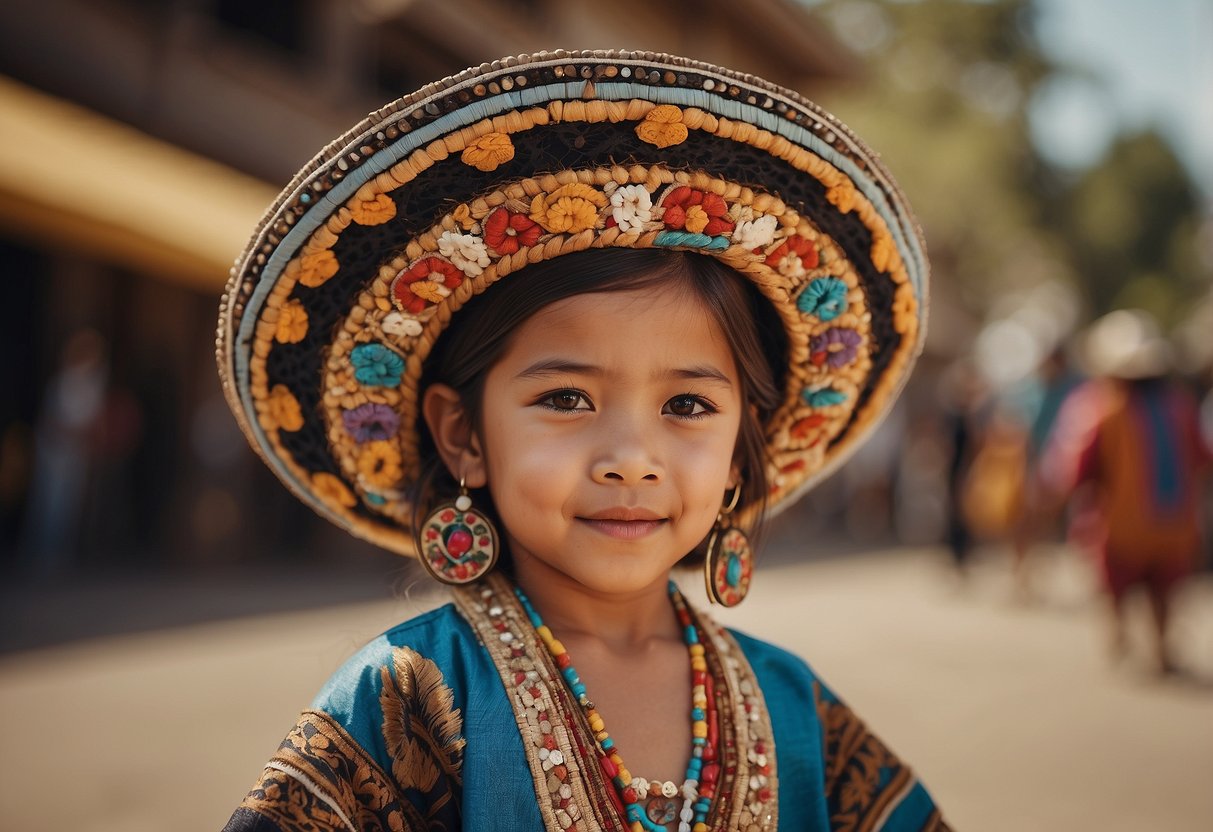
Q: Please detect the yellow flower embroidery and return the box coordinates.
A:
[298,250,339,288]
[529,183,607,234]
[870,232,895,273]
[313,471,357,508]
[357,440,404,489]
[266,384,304,432]
[683,204,710,234]
[350,193,397,226]
[826,183,857,214]
[636,105,689,148]
[461,132,515,172]
[275,299,308,343]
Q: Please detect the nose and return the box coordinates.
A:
[591,413,664,485]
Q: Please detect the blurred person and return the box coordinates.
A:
[1045,310,1211,674]
[938,357,989,575]
[19,327,109,575]
[1004,345,1084,597]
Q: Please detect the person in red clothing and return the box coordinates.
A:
[1046,310,1212,673]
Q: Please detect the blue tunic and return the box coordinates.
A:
[225,587,946,832]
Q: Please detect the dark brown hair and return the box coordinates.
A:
[415,248,786,563]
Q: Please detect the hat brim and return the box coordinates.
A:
[217,50,929,557]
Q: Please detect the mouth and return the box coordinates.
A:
[577,508,668,540]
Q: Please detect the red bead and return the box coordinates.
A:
[600,755,617,779]
[514,672,526,684]
[622,787,638,804]
[759,787,772,801]
[556,653,572,669]
[544,734,556,750]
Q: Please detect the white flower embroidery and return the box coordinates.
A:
[381,311,423,338]
[610,184,653,233]
[732,215,778,250]
[437,230,491,277]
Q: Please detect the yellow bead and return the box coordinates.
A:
[693,694,708,708]
[693,722,708,738]
[691,657,707,672]
[693,824,709,832]
[550,639,565,655]
[617,765,631,783]
[632,823,645,832]
[689,644,705,656]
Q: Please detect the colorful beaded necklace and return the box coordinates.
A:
[515,582,718,832]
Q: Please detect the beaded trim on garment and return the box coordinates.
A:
[452,573,778,832]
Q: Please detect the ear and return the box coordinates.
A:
[421,384,488,488]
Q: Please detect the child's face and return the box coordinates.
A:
[477,286,743,597]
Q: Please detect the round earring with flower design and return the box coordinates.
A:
[415,478,499,585]
[704,486,754,607]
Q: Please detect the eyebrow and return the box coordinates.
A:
[516,359,733,386]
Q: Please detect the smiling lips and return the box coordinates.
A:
[577,508,668,540]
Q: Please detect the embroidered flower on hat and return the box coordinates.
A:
[350,342,405,387]
[342,402,400,443]
[764,236,819,278]
[732,215,778,250]
[810,327,862,369]
[660,187,734,237]
[266,384,304,432]
[484,207,542,255]
[312,471,357,508]
[801,384,848,408]
[529,183,607,234]
[275,299,309,343]
[391,257,464,314]
[461,132,515,172]
[350,193,397,226]
[797,277,849,322]
[381,311,423,338]
[437,230,491,277]
[609,185,653,233]
[356,440,404,489]
[298,250,339,288]
[636,104,689,148]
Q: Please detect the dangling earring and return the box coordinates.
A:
[704,485,754,606]
[416,477,499,585]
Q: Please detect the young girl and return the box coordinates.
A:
[218,51,945,831]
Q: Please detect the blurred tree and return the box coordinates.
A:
[805,0,1209,331]
[1050,130,1206,325]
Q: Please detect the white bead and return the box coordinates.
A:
[632,777,648,795]
[539,720,552,733]
[680,805,695,821]
[559,784,572,799]
[455,494,472,511]
[568,804,581,820]
[538,747,549,761]
[488,605,502,616]
[549,749,565,766]
[661,780,678,798]
[679,824,691,832]
[756,753,768,766]
[499,632,513,643]
[750,775,761,790]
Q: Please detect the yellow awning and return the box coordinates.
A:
[0,75,277,292]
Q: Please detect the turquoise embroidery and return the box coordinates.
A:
[797,277,848,321]
[802,387,847,407]
[653,230,730,251]
[351,343,405,387]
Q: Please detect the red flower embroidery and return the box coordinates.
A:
[390,257,464,314]
[660,186,735,236]
[764,235,819,276]
[483,207,542,255]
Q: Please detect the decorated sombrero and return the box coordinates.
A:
[216,50,928,558]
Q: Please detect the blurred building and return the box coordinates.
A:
[0,0,855,572]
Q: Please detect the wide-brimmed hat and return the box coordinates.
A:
[217,50,928,557]
[1083,308,1172,380]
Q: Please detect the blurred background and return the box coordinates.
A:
[1,0,1210,830]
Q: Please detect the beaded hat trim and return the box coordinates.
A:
[217,50,928,557]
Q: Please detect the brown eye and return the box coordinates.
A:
[664,395,709,418]
[540,390,590,412]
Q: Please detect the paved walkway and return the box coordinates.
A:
[1,546,1210,831]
